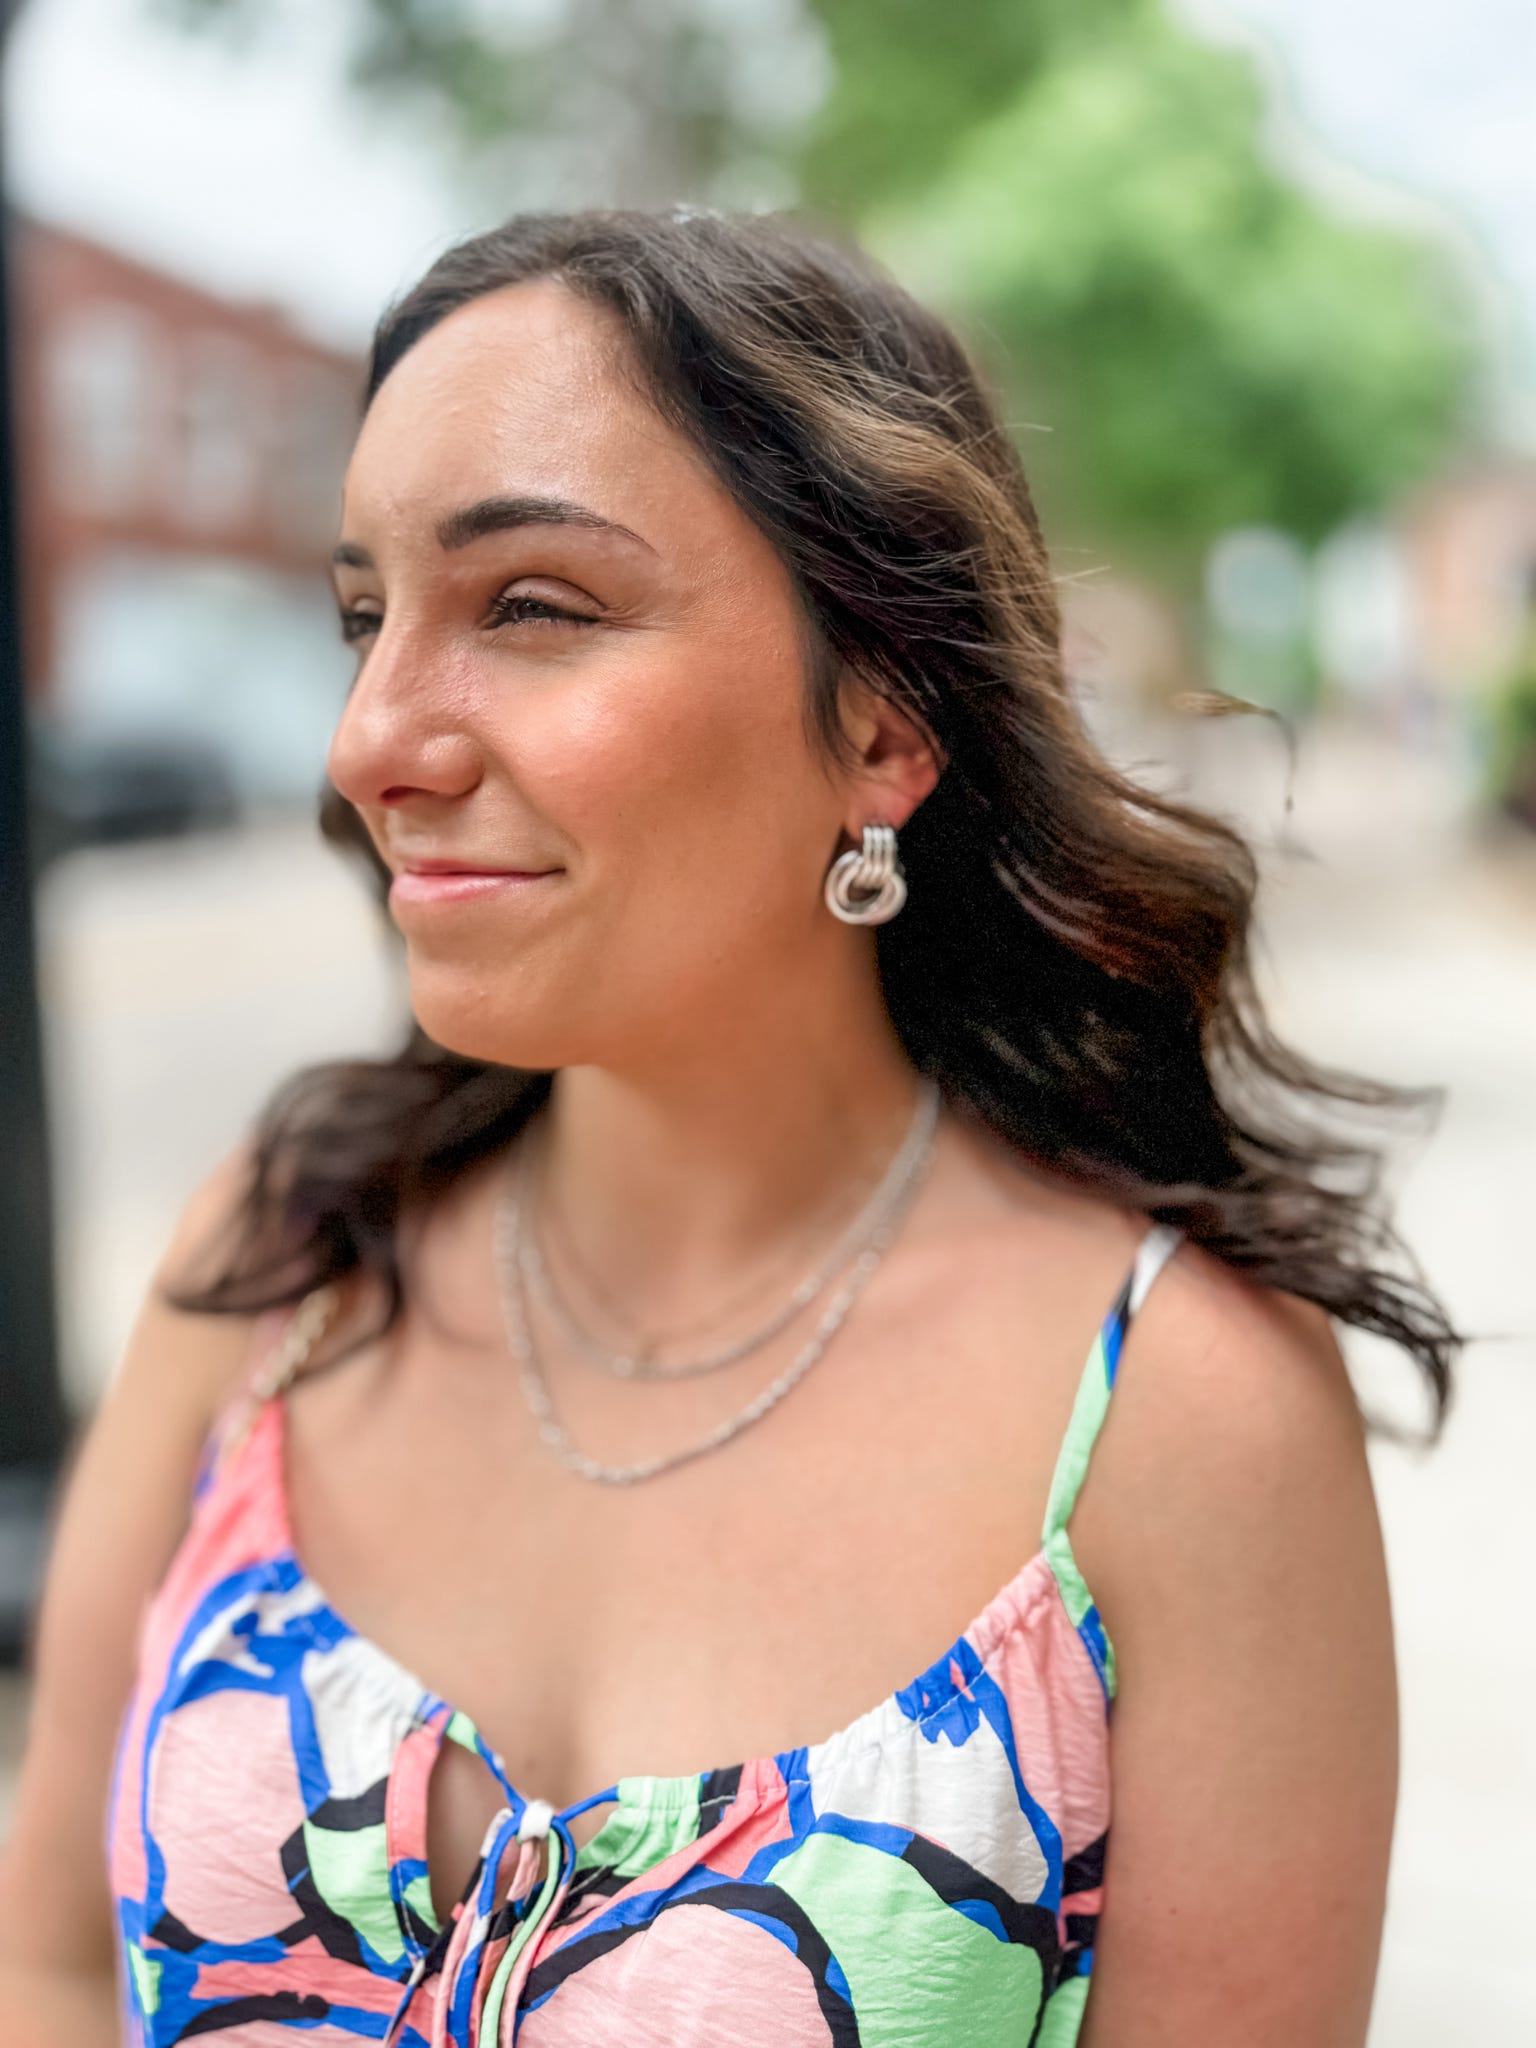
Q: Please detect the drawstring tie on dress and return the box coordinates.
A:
[385,1794,581,2046]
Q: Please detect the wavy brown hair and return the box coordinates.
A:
[164,205,1465,1426]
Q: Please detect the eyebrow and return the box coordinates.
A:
[331,493,656,569]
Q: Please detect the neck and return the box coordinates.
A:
[529,957,929,1322]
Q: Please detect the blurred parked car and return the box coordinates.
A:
[25,719,242,872]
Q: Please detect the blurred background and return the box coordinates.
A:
[0,0,1531,2039]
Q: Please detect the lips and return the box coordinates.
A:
[387,858,560,909]
[399,856,536,875]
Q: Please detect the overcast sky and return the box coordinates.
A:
[6,0,1534,435]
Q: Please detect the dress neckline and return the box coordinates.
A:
[253,1379,1084,1834]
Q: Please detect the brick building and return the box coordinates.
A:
[9,210,363,798]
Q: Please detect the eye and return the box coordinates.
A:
[338,606,380,644]
[486,591,599,629]
[335,593,598,645]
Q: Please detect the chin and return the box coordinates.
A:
[406,972,573,1073]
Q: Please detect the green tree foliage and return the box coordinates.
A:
[805,3,1481,588]
[150,0,1484,591]
[793,0,1134,219]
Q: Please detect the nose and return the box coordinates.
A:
[326,625,482,813]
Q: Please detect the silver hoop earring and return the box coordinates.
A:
[824,822,907,926]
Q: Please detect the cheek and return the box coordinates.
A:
[506,624,823,872]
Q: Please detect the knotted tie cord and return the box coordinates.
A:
[385,1785,606,2045]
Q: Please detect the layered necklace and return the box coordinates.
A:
[493,1078,942,1486]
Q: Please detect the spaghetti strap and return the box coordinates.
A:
[193,1283,343,1498]
[1041,1220,1184,1698]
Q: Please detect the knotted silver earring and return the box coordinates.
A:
[824,822,907,925]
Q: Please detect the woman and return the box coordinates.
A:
[1,208,1461,2045]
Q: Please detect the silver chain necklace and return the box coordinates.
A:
[527,1182,857,1375]
[493,1080,942,1485]
[518,1081,942,1381]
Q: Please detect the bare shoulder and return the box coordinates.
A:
[1069,1228,1379,1672]
[60,1133,278,1586]
[1075,1232,1368,1599]
[932,1115,1361,1504]
[0,1138,277,1975]
[1068,1234,1396,2045]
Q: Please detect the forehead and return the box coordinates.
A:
[342,277,709,538]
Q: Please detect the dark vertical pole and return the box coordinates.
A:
[0,0,68,1661]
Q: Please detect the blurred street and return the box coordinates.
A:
[2,703,1533,2043]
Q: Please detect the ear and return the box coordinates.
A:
[836,672,944,835]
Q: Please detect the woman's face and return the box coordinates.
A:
[329,277,907,1072]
